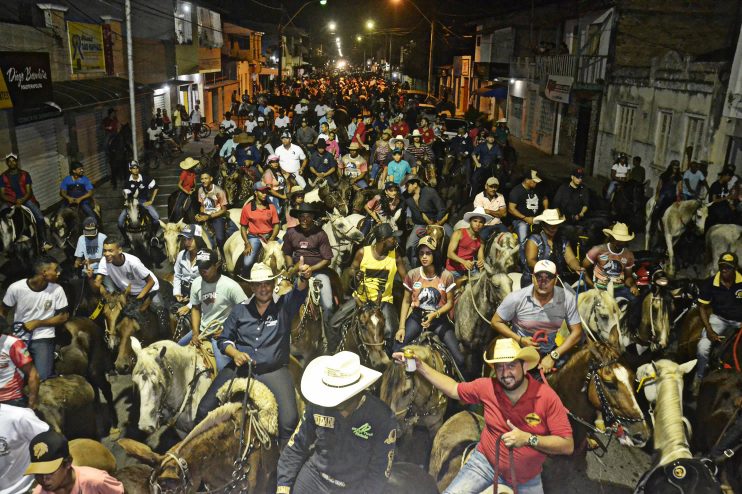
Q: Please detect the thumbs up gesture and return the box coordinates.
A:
[297,255,312,280]
[501,419,529,449]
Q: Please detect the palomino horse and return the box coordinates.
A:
[454,265,512,374]
[634,359,721,494]
[323,212,366,273]
[485,231,520,273]
[577,286,629,352]
[117,377,279,493]
[161,221,213,265]
[634,285,673,353]
[547,330,651,448]
[335,302,390,371]
[130,337,214,436]
[418,159,437,187]
[290,277,326,365]
[223,234,285,274]
[428,411,484,492]
[380,336,452,440]
[661,199,709,276]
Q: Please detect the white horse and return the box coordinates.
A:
[577,286,629,351]
[323,212,365,273]
[223,234,285,274]
[661,200,708,276]
[705,223,741,276]
[130,337,214,437]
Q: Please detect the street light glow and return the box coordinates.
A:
[328,21,336,31]
[356,35,362,42]
[320,0,327,5]
[336,37,341,43]
[366,19,375,30]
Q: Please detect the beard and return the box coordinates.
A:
[498,372,526,391]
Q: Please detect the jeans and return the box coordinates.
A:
[196,363,298,441]
[328,298,398,352]
[206,217,236,257]
[118,198,160,228]
[292,463,346,494]
[696,313,741,379]
[392,310,464,368]
[605,180,619,200]
[29,338,55,380]
[512,219,530,269]
[444,448,544,494]
[178,331,231,371]
[242,235,264,276]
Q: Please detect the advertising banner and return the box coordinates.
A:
[68,21,106,73]
[0,51,57,123]
[545,75,573,104]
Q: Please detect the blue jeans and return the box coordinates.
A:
[512,219,531,269]
[178,331,230,371]
[605,180,619,200]
[118,198,160,228]
[444,448,544,494]
[696,313,741,379]
[29,338,55,380]
[392,310,464,368]
[242,235,263,275]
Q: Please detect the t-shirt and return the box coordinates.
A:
[275,144,306,174]
[508,183,542,218]
[198,185,228,215]
[146,127,162,142]
[0,404,50,494]
[698,270,742,322]
[403,267,455,310]
[189,275,247,332]
[457,376,572,485]
[611,161,631,179]
[0,335,33,402]
[386,160,411,184]
[682,169,705,196]
[33,466,124,494]
[586,243,635,288]
[473,192,505,225]
[340,154,368,178]
[60,175,93,198]
[74,233,107,272]
[282,226,333,267]
[357,246,397,304]
[97,253,159,296]
[220,119,237,132]
[240,201,279,235]
[179,170,196,193]
[274,116,290,129]
[3,280,68,340]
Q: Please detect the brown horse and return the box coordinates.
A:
[676,306,704,363]
[118,377,279,493]
[35,375,96,439]
[547,329,651,448]
[428,411,484,492]
[290,277,326,365]
[335,303,390,371]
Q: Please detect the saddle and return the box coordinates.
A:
[634,458,721,494]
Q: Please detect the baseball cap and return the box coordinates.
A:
[253,181,270,191]
[25,430,69,475]
[417,235,437,251]
[526,169,542,183]
[82,217,98,237]
[316,138,327,148]
[281,130,292,139]
[533,259,557,275]
[178,224,202,239]
[573,167,585,178]
[195,249,219,269]
[5,152,18,160]
[257,116,265,122]
[718,252,738,269]
[384,181,400,191]
[128,160,140,169]
[486,176,499,187]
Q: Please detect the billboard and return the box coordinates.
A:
[545,75,573,104]
[68,21,106,74]
[0,51,57,123]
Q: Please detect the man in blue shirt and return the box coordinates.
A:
[196,260,312,444]
[307,138,338,186]
[73,217,107,278]
[385,149,412,185]
[471,131,503,199]
[59,162,96,219]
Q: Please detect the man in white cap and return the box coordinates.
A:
[491,260,582,372]
[393,338,573,493]
[472,176,508,240]
[277,351,397,494]
[275,130,308,188]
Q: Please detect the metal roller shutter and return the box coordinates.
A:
[153,93,166,116]
[75,111,108,184]
[15,118,66,210]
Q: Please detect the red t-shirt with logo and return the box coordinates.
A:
[240,201,279,235]
[457,375,572,484]
[0,335,33,402]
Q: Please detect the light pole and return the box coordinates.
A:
[392,0,434,95]
[278,0,327,82]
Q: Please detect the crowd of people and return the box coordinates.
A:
[1,73,741,494]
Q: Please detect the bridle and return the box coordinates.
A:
[584,358,644,430]
[292,277,323,343]
[338,304,386,364]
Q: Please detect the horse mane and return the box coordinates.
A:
[653,361,692,463]
[215,378,279,436]
[380,344,435,402]
[559,339,620,375]
[174,403,242,454]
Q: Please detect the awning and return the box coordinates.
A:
[53,77,153,112]
[477,83,509,99]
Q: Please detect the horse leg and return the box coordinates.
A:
[664,231,675,275]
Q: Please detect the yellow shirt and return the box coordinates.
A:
[355,245,396,303]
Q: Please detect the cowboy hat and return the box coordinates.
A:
[483,338,540,371]
[533,209,565,226]
[179,157,200,170]
[289,185,305,197]
[239,262,279,283]
[497,117,507,123]
[602,222,635,242]
[408,129,423,138]
[463,206,494,224]
[292,202,320,215]
[300,98,309,104]
[301,351,382,407]
[348,141,361,150]
[389,135,406,148]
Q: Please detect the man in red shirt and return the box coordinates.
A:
[394,338,573,493]
[0,329,40,408]
[418,117,435,145]
[239,181,279,277]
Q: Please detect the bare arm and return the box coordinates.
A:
[136,275,156,300]
[393,353,460,399]
[191,304,202,341]
[21,362,39,408]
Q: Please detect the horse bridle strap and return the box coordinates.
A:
[586,360,643,427]
[492,434,518,494]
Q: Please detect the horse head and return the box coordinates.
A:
[329,213,365,244]
[0,209,14,249]
[102,286,139,373]
[481,265,513,305]
[638,286,672,351]
[585,333,651,447]
[691,201,709,235]
[357,304,390,369]
[260,240,286,274]
[161,220,186,264]
[488,232,520,273]
[125,189,141,225]
[579,288,628,351]
[131,337,170,434]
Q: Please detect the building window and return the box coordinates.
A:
[654,110,673,167]
[174,1,193,45]
[684,115,706,161]
[614,104,636,154]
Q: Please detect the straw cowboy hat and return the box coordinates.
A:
[234,133,255,145]
[238,262,279,283]
[602,222,635,242]
[463,206,494,224]
[348,141,361,150]
[301,351,382,407]
[289,185,305,197]
[483,338,540,371]
[497,117,508,123]
[179,157,200,170]
[389,134,407,148]
[533,209,565,225]
[408,129,423,138]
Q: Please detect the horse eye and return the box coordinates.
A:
[604,380,618,390]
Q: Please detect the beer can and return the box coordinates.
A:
[404,348,416,372]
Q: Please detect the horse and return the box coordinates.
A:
[577,286,629,352]
[50,207,83,258]
[454,265,512,374]
[323,211,366,273]
[102,287,166,373]
[485,231,520,273]
[35,375,97,439]
[0,205,40,272]
[633,284,673,354]
[223,233,285,275]
[166,190,198,224]
[379,337,451,441]
[705,224,741,277]
[290,277,326,365]
[661,200,709,276]
[117,377,279,493]
[634,359,722,494]
[418,158,437,188]
[428,411,484,492]
[130,336,214,436]
[335,302,390,371]
[122,189,152,259]
[69,438,117,473]
[676,306,705,363]
[312,178,350,215]
[547,331,651,449]
[161,220,186,265]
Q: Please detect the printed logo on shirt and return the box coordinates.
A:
[299,241,309,249]
[525,412,542,426]
[352,422,373,439]
[0,437,8,457]
[126,272,135,280]
[525,194,539,213]
[43,300,52,311]
[201,291,216,305]
[313,414,335,428]
[412,281,422,289]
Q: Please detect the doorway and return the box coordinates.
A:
[573,101,591,166]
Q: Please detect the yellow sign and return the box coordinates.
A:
[67,22,106,73]
[0,73,11,109]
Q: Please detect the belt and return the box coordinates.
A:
[320,472,346,488]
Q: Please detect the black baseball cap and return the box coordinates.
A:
[376,223,402,239]
[25,430,69,475]
[196,249,219,269]
[718,252,738,269]
[83,217,98,237]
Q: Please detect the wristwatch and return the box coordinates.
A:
[527,434,539,448]
[550,350,560,360]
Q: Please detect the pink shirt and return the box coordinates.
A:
[33,466,124,494]
[473,191,506,225]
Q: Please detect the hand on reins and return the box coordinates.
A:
[177,305,190,317]
[233,350,252,367]
[421,312,435,328]
[501,420,530,449]
[538,354,556,373]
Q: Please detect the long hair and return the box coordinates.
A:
[416,243,445,275]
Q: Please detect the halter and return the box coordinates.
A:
[337,304,386,365]
[585,358,644,429]
[292,278,324,345]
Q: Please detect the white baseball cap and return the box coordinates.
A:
[533,260,557,275]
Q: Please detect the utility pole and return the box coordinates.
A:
[427,18,434,95]
[125,0,137,160]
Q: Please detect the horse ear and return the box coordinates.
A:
[130,336,143,356]
[259,237,267,248]
[159,219,167,229]
[608,325,620,349]
[678,359,697,375]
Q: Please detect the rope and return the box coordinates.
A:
[467,272,494,324]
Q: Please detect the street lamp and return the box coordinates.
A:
[366,19,375,30]
[278,0,328,82]
[356,35,362,42]
[328,21,336,31]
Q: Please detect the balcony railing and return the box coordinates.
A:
[510,54,607,84]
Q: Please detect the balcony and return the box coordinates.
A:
[510,54,607,85]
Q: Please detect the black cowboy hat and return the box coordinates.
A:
[293,203,320,215]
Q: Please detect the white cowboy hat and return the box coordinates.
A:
[389,135,407,148]
[179,157,200,170]
[602,222,635,242]
[497,117,507,123]
[533,209,565,225]
[238,262,279,283]
[408,129,423,138]
[301,351,382,407]
[463,206,494,224]
[483,338,540,371]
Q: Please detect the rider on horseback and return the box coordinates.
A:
[605,153,631,201]
[73,217,107,278]
[0,153,52,250]
[59,161,96,222]
[471,131,503,201]
[117,161,162,247]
